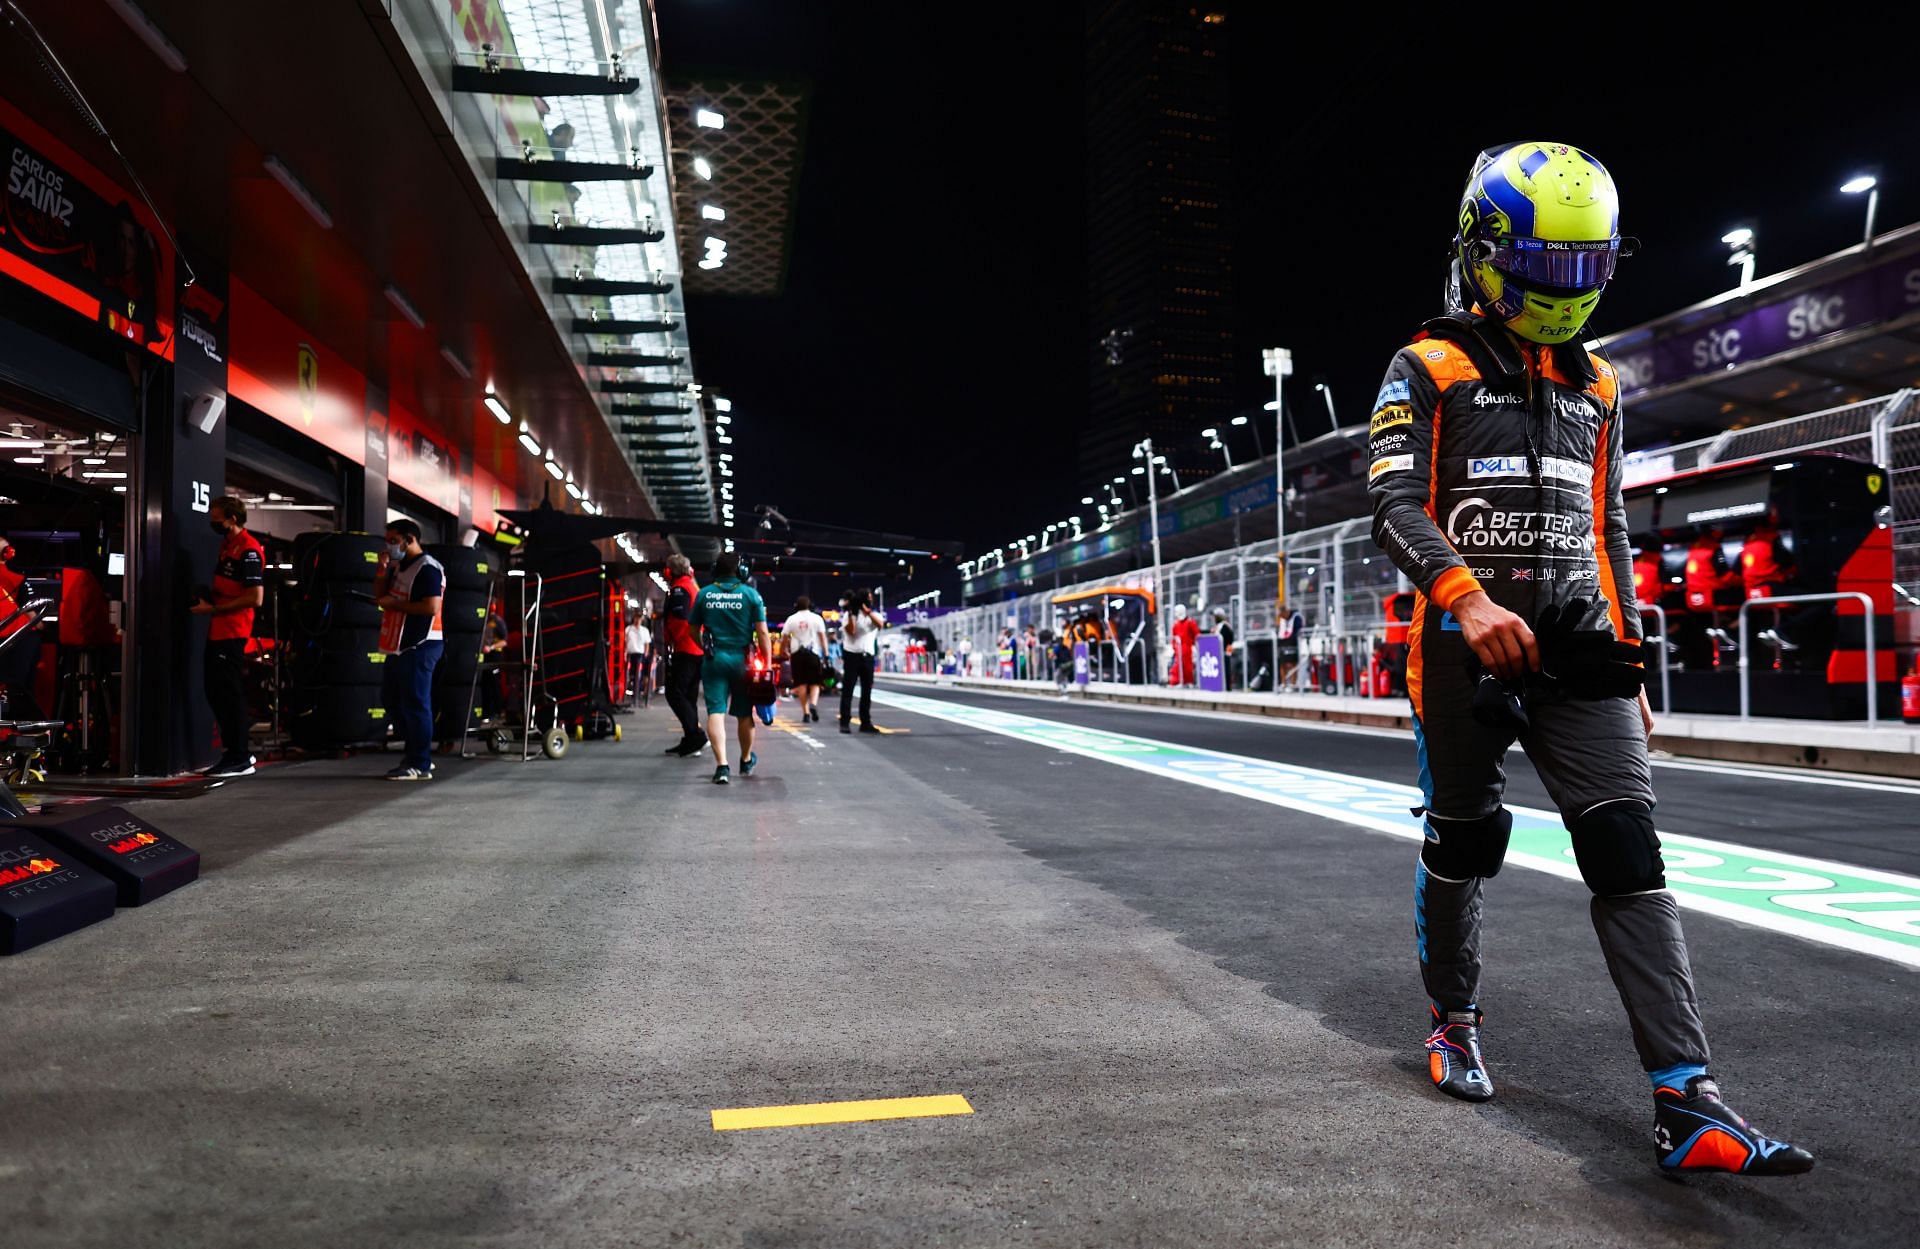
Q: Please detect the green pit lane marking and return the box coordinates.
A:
[874,689,1920,970]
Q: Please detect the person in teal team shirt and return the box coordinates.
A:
[688,552,772,785]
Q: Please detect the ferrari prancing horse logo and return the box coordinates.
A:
[1867,472,1883,494]
[296,344,318,427]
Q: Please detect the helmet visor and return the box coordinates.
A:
[1488,236,1620,292]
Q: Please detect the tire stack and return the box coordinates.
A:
[428,544,499,743]
[287,532,391,751]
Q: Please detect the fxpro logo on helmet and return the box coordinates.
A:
[1444,497,1592,552]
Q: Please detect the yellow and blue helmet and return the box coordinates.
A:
[1455,142,1631,344]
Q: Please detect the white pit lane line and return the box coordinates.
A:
[874,688,1920,970]
[890,680,1920,794]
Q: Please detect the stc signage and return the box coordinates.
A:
[1607,248,1920,398]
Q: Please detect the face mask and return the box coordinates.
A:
[387,542,406,560]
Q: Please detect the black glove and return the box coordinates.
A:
[1470,670,1530,733]
[1531,597,1645,702]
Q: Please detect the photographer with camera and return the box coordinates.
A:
[837,587,885,734]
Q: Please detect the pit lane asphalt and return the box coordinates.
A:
[865,680,1920,1246]
[2,688,1914,1248]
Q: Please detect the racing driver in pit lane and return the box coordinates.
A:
[1366,141,1811,1175]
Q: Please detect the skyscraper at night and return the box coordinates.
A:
[1081,0,1236,493]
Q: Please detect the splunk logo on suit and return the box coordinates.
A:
[1444,498,1593,552]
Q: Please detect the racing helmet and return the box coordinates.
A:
[1455,142,1631,344]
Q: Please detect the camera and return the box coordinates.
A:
[843,588,873,611]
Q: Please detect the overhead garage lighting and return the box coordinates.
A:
[82,471,129,479]
[105,0,187,72]
[713,397,732,412]
[692,156,712,180]
[383,283,426,329]
[517,421,541,458]
[484,385,512,425]
[83,457,107,465]
[700,204,726,221]
[439,345,472,379]
[263,155,332,229]
[694,108,725,129]
[565,472,583,500]
[0,438,45,449]
[697,258,723,270]
[13,455,44,464]
[544,455,565,481]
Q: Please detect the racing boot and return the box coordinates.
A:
[1425,1004,1494,1103]
[1653,1075,1813,1176]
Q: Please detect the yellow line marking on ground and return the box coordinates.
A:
[871,725,911,735]
[711,1094,973,1131]
[764,719,826,748]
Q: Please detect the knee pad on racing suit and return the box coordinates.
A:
[1568,799,1665,896]
[1418,807,1513,881]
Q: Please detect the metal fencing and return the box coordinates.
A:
[1621,389,1917,602]
[929,389,1920,687]
[927,513,1405,695]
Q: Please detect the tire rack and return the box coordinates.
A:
[460,573,568,761]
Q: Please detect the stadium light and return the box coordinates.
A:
[695,108,725,129]
[692,156,712,180]
[1722,227,1757,288]
[1841,174,1879,247]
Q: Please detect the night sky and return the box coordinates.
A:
[655,6,1917,596]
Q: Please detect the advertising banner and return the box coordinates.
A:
[388,399,462,518]
[0,96,172,348]
[1196,634,1226,692]
[1073,642,1090,686]
[1608,248,1920,399]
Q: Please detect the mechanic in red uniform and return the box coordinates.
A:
[190,495,265,778]
[1632,547,1663,610]
[1740,517,1790,602]
[1169,603,1200,685]
[1742,511,1817,654]
[1683,529,1741,667]
[660,553,707,757]
[0,538,43,717]
[1683,530,1740,613]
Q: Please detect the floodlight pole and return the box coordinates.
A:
[1263,347,1294,611]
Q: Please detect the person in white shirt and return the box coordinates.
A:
[625,614,653,705]
[780,596,829,724]
[836,588,886,733]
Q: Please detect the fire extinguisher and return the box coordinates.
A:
[1902,661,1920,725]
